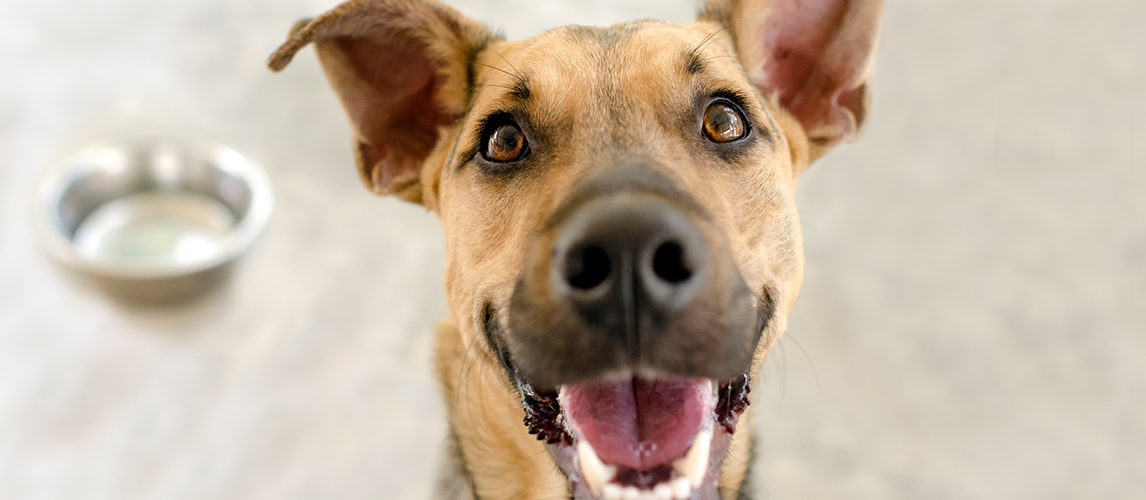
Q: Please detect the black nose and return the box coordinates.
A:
[552,196,707,335]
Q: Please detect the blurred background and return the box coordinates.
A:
[1,0,1143,499]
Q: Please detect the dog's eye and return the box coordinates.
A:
[703,102,747,143]
[484,123,527,162]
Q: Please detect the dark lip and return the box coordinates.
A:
[515,372,752,498]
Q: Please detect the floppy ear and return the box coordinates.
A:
[702,0,884,162]
[268,0,497,204]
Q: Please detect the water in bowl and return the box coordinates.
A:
[72,192,236,268]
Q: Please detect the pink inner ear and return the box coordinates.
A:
[329,36,448,191]
[762,0,845,118]
[754,0,875,143]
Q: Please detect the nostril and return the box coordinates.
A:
[566,245,612,290]
[652,241,692,284]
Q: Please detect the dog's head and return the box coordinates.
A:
[271,1,882,498]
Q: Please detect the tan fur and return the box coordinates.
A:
[436,319,565,499]
[435,24,804,499]
[269,1,882,498]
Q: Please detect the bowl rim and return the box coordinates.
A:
[32,137,274,281]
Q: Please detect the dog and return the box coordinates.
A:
[269,0,883,498]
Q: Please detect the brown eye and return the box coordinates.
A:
[703,102,746,142]
[485,123,526,162]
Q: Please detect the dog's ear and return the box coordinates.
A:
[268,0,497,204]
[701,0,884,162]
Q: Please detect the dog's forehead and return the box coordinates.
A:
[470,20,746,115]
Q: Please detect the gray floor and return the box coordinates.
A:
[1,0,1143,499]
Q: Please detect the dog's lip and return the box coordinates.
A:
[518,372,751,500]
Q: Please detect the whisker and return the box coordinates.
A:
[690,28,723,59]
[488,46,525,80]
[456,333,496,448]
[447,59,520,81]
[781,332,819,389]
[473,59,521,80]
[688,24,732,68]
[700,54,742,66]
[776,337,788,403]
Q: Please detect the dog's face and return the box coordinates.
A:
[270,1,882,499]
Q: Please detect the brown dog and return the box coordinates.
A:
[269,1,882,498]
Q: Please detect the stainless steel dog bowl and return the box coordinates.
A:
[33,138,272,299]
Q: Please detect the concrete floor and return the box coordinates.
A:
[1,0,1143,499]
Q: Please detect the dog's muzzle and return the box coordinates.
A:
[509,174,758,389]
[503,170,763,499]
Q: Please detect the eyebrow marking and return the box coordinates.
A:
[509,76,530,100]
[685,50,705,74]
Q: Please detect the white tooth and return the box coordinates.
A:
[671,477,691,500]
[653,483,673,500]
[622,486,640,500]
[577,441,616,495]
[672,423,713,488]
[637,491,656,500]
[603,484,623,500]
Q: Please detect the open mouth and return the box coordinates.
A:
[519,373,750,500]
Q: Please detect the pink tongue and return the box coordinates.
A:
[562,376,711,470]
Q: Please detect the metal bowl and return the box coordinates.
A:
[33,138,272,299]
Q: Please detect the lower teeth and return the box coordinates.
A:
[601,477,692,500]
[671,422,713,487]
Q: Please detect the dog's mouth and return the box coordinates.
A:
[518,373,750,500]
